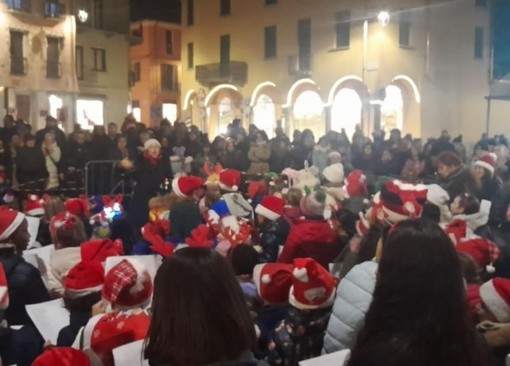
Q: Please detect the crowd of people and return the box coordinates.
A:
[1,112,510,365]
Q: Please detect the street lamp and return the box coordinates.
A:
[77,9,88,23]
[377,11,391,27]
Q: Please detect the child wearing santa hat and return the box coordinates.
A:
[477,278,510,365]
[48,212,88,297]
[256,195,291,263]
[266,258,337,365]
[57,260,105,347]
[168,176,205,241]
[0,206,49,325]
[253,262,293,350]
[473,153,502,201]
[74,258,152,366]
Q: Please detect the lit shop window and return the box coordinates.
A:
[76,99,104,130]
[331,88,362,140]
[381,85,403,131]
[253,94,276,139]
[293,90,324,137]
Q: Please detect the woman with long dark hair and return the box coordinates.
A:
[347,219,487,366]
[145,247,266,366]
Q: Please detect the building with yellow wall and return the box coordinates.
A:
[69,0,130,131]
[0,0,78,131]
[130,20,181,127]
[181,0,492,143]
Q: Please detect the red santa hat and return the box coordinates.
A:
[219,169,241,192]
[80,239,124,263]
[247,181,267,201]
[480,278,510,322]
[255,196,285,221]
[0,206,25,242]
[344,170,368,198]
[253,263,294,304]
[25,194,45,216]
[322,163,344,184]
[102,259,153,309]
[456,238,500,274]
[33,347,91,366]
[65,198,89,217]
[289,258,336,310]
[171,176,204,198]
[82,310,150,366]
[0,263,8,310]
[64,261,105,299]
[475,153,497,176]
[379,180,428,224]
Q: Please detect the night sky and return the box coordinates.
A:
[130,0,181,23]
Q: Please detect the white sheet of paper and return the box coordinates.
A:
[23,244,55,289]
[112,340,148,366]
[25,298,70,344]
[299,350,351,366]
[104,255,162,281]
[26,216,40,248]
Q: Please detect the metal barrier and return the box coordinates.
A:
[85,160,134,197]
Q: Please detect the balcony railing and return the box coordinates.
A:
[46,60,61,78]
[8,0,31,12]
[10,57,27,76]
[195,61,248,87]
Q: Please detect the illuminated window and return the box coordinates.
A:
[218,96,234,135]
[331,88,362,139]
[76,99,104,130]
[381,85,403,131]
[253,94,276,139]
[293,91,324,136]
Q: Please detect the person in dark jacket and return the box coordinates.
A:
[290,129,314,170]
[61,131,91,187]
[0,207,50,325]
[16,134,48,190]
[256,196,291,263]
[436,151,477,203]
[128,139,172,232]
[472,154,502,202]
[185,126,204,159]
[353,142,376,172]
[224,138,244,171]
[35,116,66,149]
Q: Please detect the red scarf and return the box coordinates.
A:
[143,152,161,165]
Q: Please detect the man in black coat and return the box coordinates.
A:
[35,116,66,149]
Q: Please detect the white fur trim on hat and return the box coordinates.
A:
[219,182,239,192]
[144,138,161,150]
[288,284,336,310]
[255,204,280,221]
[480,280,510,323]
[26,207,44,216]
[475,160,495,175]
[172,178,184,198]
[252,264,264,293]
[0,211,25,241]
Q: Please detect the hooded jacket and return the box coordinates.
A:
[278,219,340,269]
